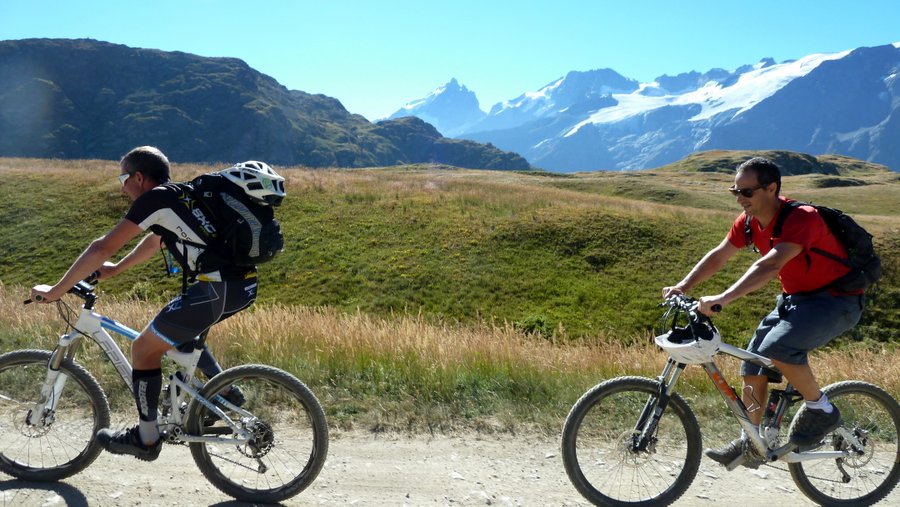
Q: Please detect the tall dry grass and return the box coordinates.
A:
[1,282,896,432]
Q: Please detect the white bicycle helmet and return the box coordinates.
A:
[220,161,286,206]
[654,320,721,365]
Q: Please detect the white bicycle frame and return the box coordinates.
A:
[32,302,254,444]
[657,341,867,466]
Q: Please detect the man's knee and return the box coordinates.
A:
[132,329,173,369]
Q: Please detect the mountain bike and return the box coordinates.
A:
[561,294,899,506]
[0,279,328,503]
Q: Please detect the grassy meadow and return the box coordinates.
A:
[1,156,898,432]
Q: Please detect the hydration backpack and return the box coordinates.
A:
[178,171,285,272]
[744,201,881,293]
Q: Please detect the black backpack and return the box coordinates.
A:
[743,201,881,293]
[178,172,284,272]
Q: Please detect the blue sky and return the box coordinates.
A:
[2,1,898,121]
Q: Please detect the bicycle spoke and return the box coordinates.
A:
[188,365,328,503]
[789,381,900,505]
[562,377,702,505]
[0,350,109,481]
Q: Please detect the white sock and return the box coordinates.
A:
[805,393,833,414]
[138,420,159,445]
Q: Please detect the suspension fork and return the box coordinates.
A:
[633,359,687,452]
[27,333,83,426]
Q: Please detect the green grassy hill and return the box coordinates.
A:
[2,155,898,344]
[654,149,894,176]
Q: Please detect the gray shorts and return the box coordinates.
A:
[150,278,257,346]
[741,292,864,381]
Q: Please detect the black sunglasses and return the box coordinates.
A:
[728,184,767,198]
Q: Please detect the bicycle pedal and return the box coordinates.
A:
[724,454,747,471]
[767,441,798,460]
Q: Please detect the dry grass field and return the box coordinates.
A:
[1,155,898,430]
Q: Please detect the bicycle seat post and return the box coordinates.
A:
[195,328,211,349]
[760,384,802,449]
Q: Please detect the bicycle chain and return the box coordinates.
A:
[162,435,263,473]
[759,461,850,485]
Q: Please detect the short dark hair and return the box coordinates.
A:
[120,146,171,184]
[736,157,781,194]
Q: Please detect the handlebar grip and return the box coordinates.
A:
[711,304,722,313]
[24,294,43,305]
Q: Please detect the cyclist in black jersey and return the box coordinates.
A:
[30,146,275,461]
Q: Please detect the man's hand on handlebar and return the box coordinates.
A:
[96,262,118,281]
[661,285,686,300]
[28,273,100,304]
[697,295,726,316]
[29,284,60,304]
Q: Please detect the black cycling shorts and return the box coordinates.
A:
[149,276,257,346]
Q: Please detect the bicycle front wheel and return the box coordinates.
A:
[0,349,110,481]
[789,381,900,507]
[561,376,702,507]
[185,364,328,503]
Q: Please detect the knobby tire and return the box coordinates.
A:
[788,381,900,506]
[561,376,702,506]
[185,364,328,503]
[0,349,110,481]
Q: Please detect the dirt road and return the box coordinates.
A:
[0,430,875,506]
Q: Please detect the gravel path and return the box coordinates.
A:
[0,429,858,506]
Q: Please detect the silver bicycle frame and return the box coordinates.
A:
[663,342,862,466]
[32,305,254,443]
[29,307,140,426]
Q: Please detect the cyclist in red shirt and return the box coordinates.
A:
[662,157,864,469]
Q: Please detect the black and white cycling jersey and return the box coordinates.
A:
[124,184,253,281]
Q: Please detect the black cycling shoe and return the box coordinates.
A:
[704,438,760,470]
[96,425,162,462]
[791,406,841,449]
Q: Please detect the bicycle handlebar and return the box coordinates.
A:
[661,294,720,328]
[24,274,99,305]
[663,294,721,314]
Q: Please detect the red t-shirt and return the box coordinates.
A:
[726,198,854,294]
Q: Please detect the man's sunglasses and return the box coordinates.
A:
[728,184,767,198]
[118,172,132,186]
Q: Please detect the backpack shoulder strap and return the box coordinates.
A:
[770,200,803,247]
[743,214,754,251]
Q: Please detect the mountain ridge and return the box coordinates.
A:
[394,44,900,172]
[0,38,530,170]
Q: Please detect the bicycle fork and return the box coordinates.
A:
[632,359,686,452]
[27,334,82,427]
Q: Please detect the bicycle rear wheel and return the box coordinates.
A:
[185,364,328,503]
[561,376,702,507]
[0,349,110,481]
[789,381,900,507]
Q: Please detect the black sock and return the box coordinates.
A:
[132,368,162,444]
[132,368,162,422]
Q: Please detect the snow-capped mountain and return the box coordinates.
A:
[394,43,900,172]
[476,68,639,133]
[385,78,485,137]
